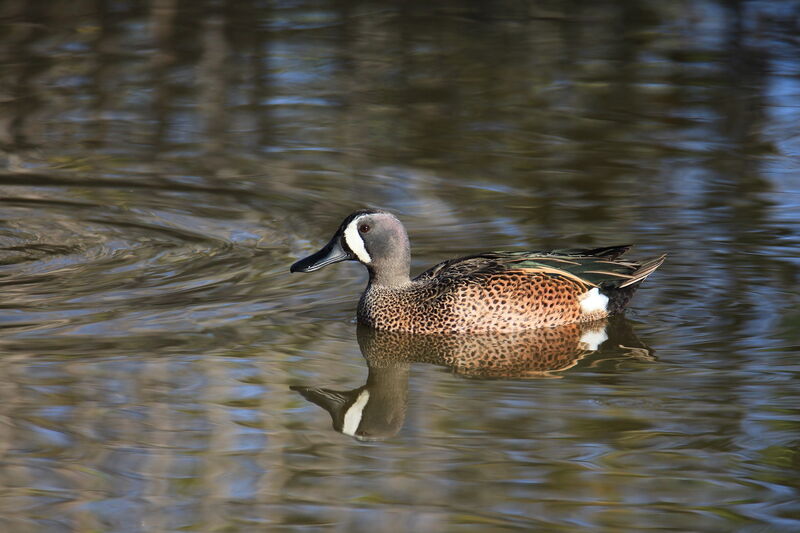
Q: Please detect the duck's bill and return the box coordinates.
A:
[290,238,351,273]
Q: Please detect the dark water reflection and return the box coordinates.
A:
[1,0,800,531]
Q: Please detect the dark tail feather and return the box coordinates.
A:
[618,254,667,288]
[606,253,666,314]
[588,245,632,260]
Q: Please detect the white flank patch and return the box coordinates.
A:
[579,328,608,351]
[344,217,372,264]
[579,287,609,314]
[342,390,370,437]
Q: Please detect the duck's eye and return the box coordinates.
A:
[359,224,371,234]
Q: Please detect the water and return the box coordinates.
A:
[1,0,799,531]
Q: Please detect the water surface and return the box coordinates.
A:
[1,1,799,531]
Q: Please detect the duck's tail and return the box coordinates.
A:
[618,254,667,288]
[606,253,666,314]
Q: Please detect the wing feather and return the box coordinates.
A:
[414,247,664,291]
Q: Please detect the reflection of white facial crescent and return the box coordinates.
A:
[343,216,372,264]
[342,390,370,436]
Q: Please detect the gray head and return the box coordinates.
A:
[290,209,411,287]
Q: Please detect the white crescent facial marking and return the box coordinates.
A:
[342,390,370,437]
[343,216,372,264]
[579,287,609,314]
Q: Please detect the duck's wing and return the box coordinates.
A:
[415,246,665,290]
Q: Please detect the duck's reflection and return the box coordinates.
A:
[292,318,652,441]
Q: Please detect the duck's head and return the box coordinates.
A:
[290,209,411,286]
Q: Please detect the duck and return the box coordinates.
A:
[290,209,665,334]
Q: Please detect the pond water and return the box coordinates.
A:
[1,0,800,531]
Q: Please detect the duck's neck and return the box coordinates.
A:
[367,260,411,288]
[366,232,412,289]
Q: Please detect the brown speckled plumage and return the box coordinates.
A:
[291,319,654,440]
[357,321,610,377]
[291,209,665,334]
[358,271,589,333]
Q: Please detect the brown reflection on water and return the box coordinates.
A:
[0,351,293,531]
[294,319,653,441]
[0,0,790,169]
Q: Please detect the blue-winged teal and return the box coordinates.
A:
[290,209,665,334]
